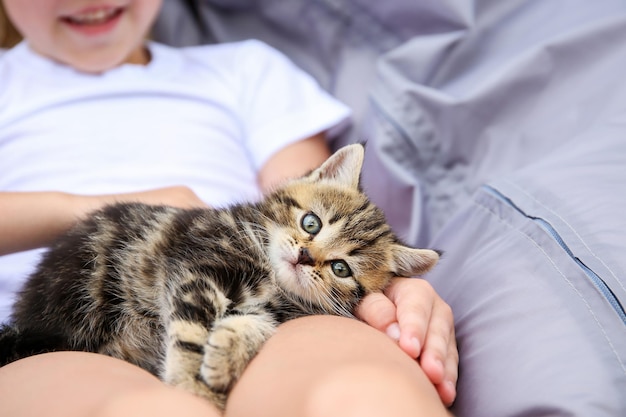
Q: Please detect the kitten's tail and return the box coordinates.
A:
[0,323,65,366]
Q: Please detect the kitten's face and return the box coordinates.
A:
[262,145,439,315]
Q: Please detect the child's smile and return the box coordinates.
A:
[60,5,125,36]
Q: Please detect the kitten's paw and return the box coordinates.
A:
[201,314,276,394]
[161,321,227,408]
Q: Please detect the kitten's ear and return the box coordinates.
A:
[307,144,364,189]
[390,246,440,277]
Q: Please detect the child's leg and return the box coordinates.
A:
[228,315,452,417]
[0,316,451,417]
[0,351,219,417]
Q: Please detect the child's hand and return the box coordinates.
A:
[102,186,208,210]
[356,277,458,406]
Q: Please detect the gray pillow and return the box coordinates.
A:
[426,127,626,415]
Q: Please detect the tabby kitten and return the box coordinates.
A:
[0,144,439,410]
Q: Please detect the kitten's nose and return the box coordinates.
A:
[297,247,315,266]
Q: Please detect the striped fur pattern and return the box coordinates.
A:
[0,144,439,410]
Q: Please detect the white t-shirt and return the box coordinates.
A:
[0,40,351,322]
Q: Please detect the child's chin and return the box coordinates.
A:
[61,49,140,74]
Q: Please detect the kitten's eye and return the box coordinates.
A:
[331,260,352,278]
[301,213,322,235]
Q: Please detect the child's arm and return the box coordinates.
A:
[257,133,331,192]
[0,186,206,256]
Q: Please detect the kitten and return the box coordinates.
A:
[0,144,439,410]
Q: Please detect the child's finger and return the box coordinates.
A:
[387,278,439,358]
[354,292,399,339]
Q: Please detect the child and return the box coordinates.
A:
[0,1,457,415]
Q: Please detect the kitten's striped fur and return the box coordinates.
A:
[0,144,439,410]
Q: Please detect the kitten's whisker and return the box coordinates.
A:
[319,284,356,319]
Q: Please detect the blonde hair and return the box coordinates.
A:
[0,1,22,48]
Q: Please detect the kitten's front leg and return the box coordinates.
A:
[163,313,276,410]
[162,319,226,405]
[201,312,277,409]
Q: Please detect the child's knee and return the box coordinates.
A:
[305,363,445,417]
[94,386,219,417]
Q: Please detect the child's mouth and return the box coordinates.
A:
[61,7,124,29]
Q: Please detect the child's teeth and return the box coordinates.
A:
[69,9,117,24]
